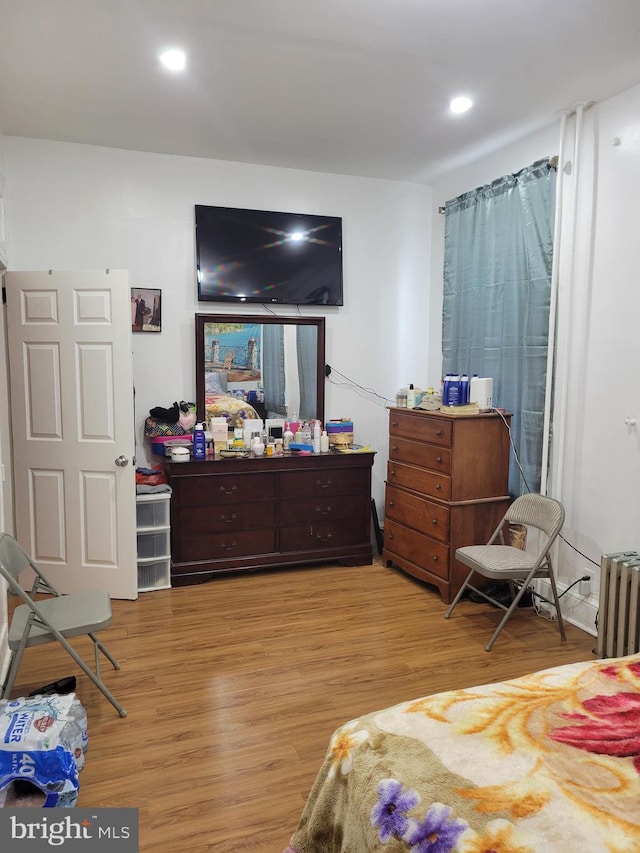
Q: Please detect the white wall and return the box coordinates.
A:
[6,81,640,637]
[430,86,640,633]
[3,138,433,512]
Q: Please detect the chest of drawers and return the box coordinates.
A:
[382,408,511,603]
[165,451,375,585]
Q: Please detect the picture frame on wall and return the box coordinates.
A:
[131,288,161,332]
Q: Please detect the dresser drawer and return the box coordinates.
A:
[385,485,450,544]
[389,411,452,446]
[388,436,451,473]
[280,520,368,552]
[383,518,449,580]
[387,460,451,501]
[176,473,277,506]
[280,493,366,526]
[186,501,276,533]
[177,529,276,562]
[279,467,369,498]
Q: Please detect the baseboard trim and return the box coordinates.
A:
[535,579,598,638]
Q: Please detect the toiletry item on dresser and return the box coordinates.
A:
[192,422,206,460]
[283,422,294,450]
[406,384,416,409]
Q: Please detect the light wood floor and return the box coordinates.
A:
[7,558,596,852]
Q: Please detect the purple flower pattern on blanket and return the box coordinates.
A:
[403,803,467,852]
[370,779,419,842]
[371,780,467,851]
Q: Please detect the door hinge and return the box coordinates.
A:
[2,285,6,304]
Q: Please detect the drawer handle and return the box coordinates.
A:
[316,532,333,543]
[219,484,238,495]
[436,456,443,464]
[220,540,237,551]
[317,478,333,489]
[436,429,443,436]
[435,483,442,491]
[390,468,396,477]
[391,421,398,428]
[316,505,332,516]
[431,518,438,525]
[391,444,398,452]
[432,555,439,562]
[221,513,237,524]
[388,500,395,507]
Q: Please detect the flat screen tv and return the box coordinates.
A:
[195,204,343,306]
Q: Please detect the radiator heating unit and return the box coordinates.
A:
[597,551,640,658]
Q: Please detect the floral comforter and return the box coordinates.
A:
[285,654,640,852]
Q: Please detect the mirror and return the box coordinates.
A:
[195,313,325,426]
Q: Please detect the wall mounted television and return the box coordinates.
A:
[195,204,343,306]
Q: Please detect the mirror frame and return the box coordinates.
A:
[195,313,326,424]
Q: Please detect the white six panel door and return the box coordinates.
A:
[6,270,138,599]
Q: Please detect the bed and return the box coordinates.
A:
[284,652,640,852]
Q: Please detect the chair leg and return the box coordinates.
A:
[546,568,567,642]
[2,613,36,699]
[444,569,475,619]
[50,629,127,717]
[2,646,25,700]
[89,633,121,671]
[485,573,535,652]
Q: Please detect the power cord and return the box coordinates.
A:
[325,364,394,408]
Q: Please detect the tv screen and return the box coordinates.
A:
[195,205,343,306]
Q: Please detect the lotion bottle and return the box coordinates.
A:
[192,422,206,460]
[406,384,416,409]
[283,422,294,450]
[320,429,329,453]
[313,422,321,453]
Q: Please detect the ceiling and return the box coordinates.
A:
[1,0,640,184]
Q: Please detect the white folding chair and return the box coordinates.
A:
[445,494,566,651]
[0,532,126,716]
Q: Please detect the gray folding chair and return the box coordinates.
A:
[0,532,126,716]
[444,494,566,651]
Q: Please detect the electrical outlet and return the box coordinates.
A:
[579,568,596,596]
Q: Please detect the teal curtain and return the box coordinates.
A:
[442,159,556,495]
[296,325,316,421]
[263,324,286,416]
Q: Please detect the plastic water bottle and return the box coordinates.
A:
[192,422,206,460]
[313,422,321,453]
[60,718,85,771]
[70,697,88,755]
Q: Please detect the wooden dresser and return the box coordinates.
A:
[165,451,375,585]
[382,408,511,603]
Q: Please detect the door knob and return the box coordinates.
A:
[114,455,129,467]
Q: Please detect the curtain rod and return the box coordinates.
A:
[438,155,558,213]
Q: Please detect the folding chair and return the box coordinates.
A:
[0,532,126,716]
[444,493,566,651]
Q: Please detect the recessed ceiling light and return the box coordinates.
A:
[450,95,473,115]
[159,48,186,72]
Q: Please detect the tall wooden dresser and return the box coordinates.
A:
[383,408,511,603]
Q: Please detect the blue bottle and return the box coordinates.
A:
[460,374,469,405]
[442,374,452,406]
[447,374,461,406]
[192,422,206,460]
